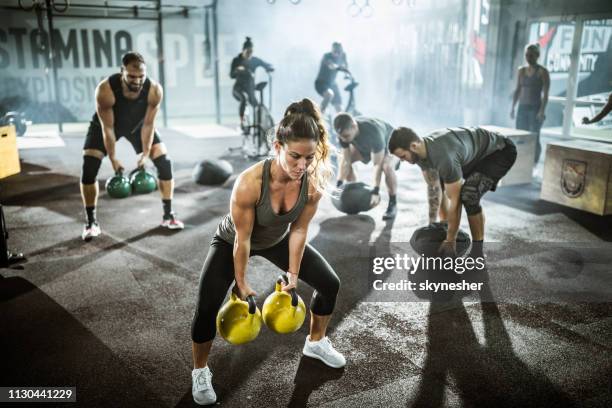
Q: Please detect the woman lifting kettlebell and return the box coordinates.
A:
[190,98,344,406]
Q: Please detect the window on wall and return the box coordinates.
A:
[572,19,612,141]
[527,18,612,140]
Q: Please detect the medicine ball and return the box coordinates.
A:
[192,159,233,185]
[331,182,373,215]
[409,222,471,257]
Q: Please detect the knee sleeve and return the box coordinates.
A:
[461,172,495,216]
[153,154,173,181]
[311,274,340,316]
[81,155,102,184]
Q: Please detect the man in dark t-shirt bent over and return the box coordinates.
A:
[389,126,516,258]
[334,112,399,220]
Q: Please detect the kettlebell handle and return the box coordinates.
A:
[246,295,257,315]
[277,274,298,308]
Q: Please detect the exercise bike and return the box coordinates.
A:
[339,67,361,116]
[229,71,275,160]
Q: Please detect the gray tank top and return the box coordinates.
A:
[519,66,543,106]
[216,158,309,250]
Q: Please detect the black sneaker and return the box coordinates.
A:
[382,202,397,220]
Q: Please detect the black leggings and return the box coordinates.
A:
[191,235,340,344]
[232,84,257,118]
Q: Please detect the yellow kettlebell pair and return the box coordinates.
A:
[216,275,307,345]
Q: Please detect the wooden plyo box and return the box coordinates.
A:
[0,125,21,179]
[481,125,535,185]
[541,140,612,215]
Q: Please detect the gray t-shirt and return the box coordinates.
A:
[339,117,394,162]
[416,127,508,183]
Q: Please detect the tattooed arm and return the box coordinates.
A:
[422,169,442,224]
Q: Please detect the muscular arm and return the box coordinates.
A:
[511,67,522,112]
[287,188,322,279]
[254,57,273,72]
[443,180,463,241]
[340,54,348,70]
[371,150,385,191]
[338,147,352,181]
[324,55,338,70]
[230,57,241,79]
[586,93,612,124]
[230,172,259,296]
[140,83,162,160]
[423,169,442,224]
[539,68,550,117]
[95,81,117,160]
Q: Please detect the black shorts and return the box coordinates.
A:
[466,138,517,190]
[314,80,342,105]
[83,122,162,155]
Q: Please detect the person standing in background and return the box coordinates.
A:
[511,43,550,164]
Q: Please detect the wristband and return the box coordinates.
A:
[372,186,380,195]
[336,180,344,188]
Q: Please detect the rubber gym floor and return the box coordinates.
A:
[1,126,611,408]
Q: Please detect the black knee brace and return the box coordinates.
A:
[81,155,102,184]
[461,172,495,216]
[153,155,173,181]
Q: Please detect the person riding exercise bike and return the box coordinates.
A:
[230,37,274,133]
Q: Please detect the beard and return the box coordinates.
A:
[123,78,142,92]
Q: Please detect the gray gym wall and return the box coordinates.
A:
[1,0,610,128]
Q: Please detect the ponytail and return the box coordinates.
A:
[275,98,333,193]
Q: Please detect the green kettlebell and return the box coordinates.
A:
[130,168,157,194]
[105,170,131,199]
[262,275,306,334]
[216,294,262,345]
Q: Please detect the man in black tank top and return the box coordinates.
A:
[511,43,550,164]
[79,51,183,241]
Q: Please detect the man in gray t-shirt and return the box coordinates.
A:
[388,126,516,258]
[334,113,399,220]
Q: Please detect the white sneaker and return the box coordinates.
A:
[161,213,184,230]
[302,335,346,368]
[192,367,217,406]
[81,222,101,241]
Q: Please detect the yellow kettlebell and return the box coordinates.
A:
[262,275,307,334]
[216,293,262,345]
